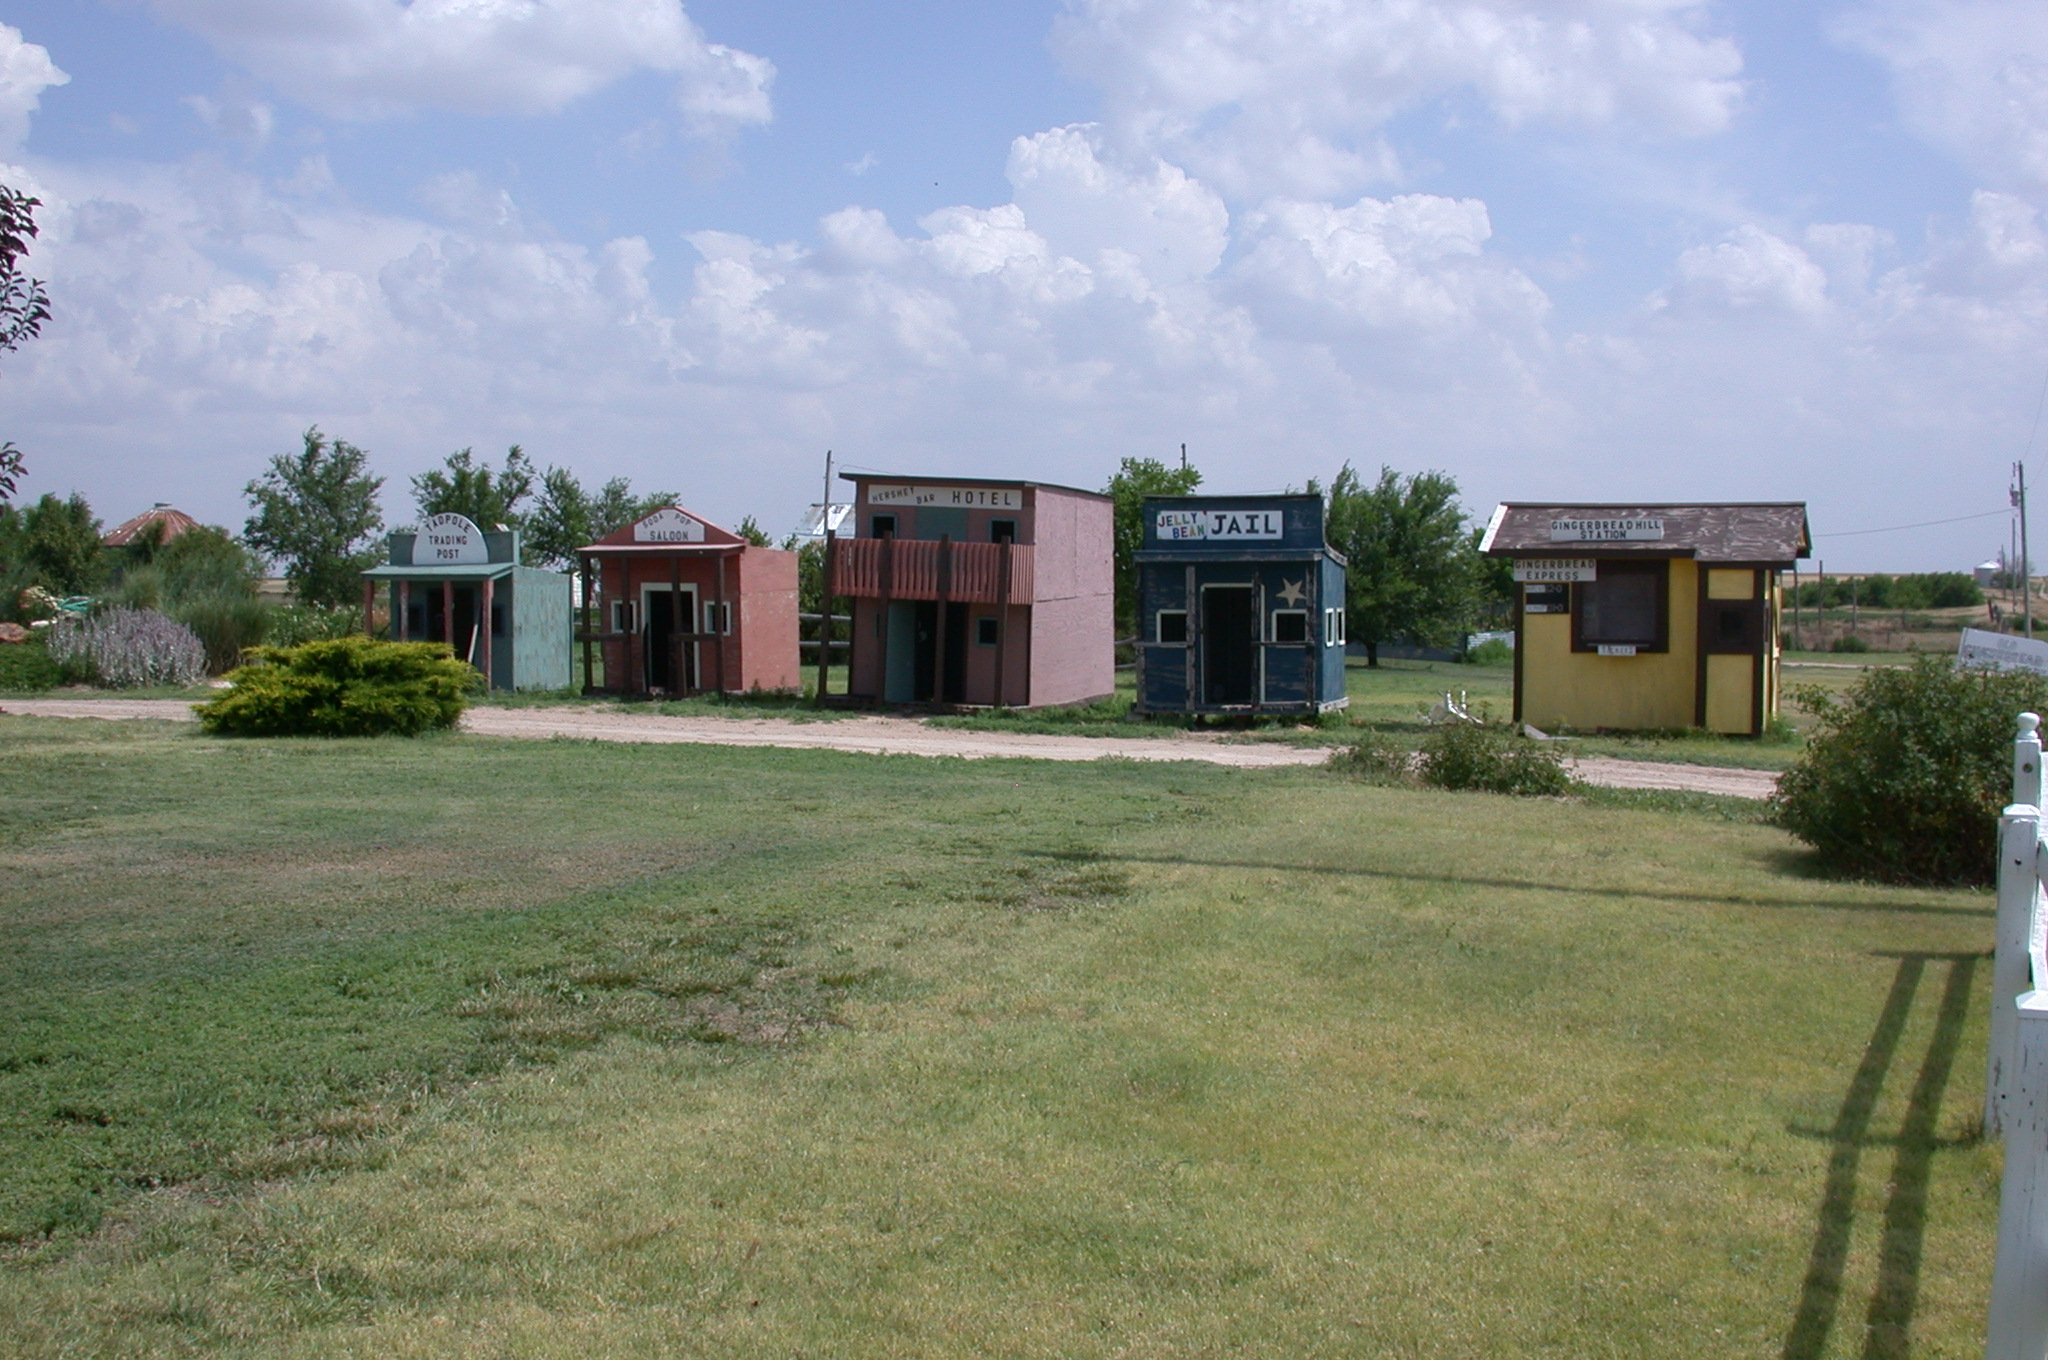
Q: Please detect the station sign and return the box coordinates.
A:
[1153,508,1284,541]
[867,484,1024,509]
[412,513,487,565]
[632,508,707,544]
[1550,518,1664,542]
[1513,559,1597,583]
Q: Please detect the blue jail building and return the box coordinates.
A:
[1134,494,1350,716]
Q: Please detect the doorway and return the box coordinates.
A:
[642,585,699,692]
[884,600,970,703]
[1202,585,1256,706]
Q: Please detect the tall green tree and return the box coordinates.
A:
[411,445,536,529]
[243,428,386,608]
[1104,454,1203,635]
[522,467,677,570]
[0,184,52,502]
[19,492,103,595]
[1321,464,1478,667]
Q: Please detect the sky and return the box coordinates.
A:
[0,0,2045,570]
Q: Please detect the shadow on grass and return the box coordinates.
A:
[1025,850,1994,920]
[1781,951,1980,1360]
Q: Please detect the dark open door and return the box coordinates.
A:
[1202,586,1256,706]
[942,601,968,702]
[643,589,697,692]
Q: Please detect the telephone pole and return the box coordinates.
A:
[2018,462,2034,638]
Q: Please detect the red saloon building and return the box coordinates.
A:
[577,506,800,696]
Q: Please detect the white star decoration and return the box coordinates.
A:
[1276,578,1306,607]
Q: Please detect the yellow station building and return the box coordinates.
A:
[1479,502,1811,735]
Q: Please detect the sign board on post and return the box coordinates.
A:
[1513,559,1597,583]
[1959,628,2048,676]
[1550,518,1664,542]
[412,513,487,565]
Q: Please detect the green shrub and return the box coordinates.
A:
[196,636,478,737]
[264,603,362,649]
[1330,730,1414,783]
[1830,634,1870,654]
[174,592,270,674]
[1770,655,2048,884]
[1417,720,1576,796]
[1464,639,1514,667]
[0,635,60,691]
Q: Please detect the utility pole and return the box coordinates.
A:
[1180,442,1188,473]
[817,449,835,700]
[2020,461,2035,638]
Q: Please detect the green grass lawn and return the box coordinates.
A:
[0,716,2000,1357]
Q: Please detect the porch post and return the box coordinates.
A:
[362,578,375,637]
[398,580,411,642]
[479,574,495,689]
[580,554,594,694]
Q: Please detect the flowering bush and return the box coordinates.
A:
[44,607,207,688]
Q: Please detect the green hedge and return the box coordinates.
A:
[196,636,477,738]
[0,635,60,691]
[1771,655,2048,884]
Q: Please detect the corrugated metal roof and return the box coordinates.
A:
[103,504,202,547]
[1480,502,1810,564]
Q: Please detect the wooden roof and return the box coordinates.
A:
[1480,502,1810,564]
[103,504,202,547]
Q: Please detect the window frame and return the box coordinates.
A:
[1270,609,1310,644]
[1571,559,1670,653]
[1155,609,1189,645]
[975,616,1001,647]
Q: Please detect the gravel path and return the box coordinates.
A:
[0,698,1781,797]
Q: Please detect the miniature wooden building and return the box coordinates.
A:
[1480,502,1811,734]
[1133,494,1349,715]
[829,474,1114,708]
[362,514,572,691]
[576,506,800,696]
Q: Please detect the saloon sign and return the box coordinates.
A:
[1153,508,1284,541]
[632,508,707,544]
[412,513,487,565]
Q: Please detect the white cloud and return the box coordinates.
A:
[1053,0,1744,200]
[0,24,67,155]
[1660,225,1830,315]
[145,0,772,137]
[1837,0,2048,191]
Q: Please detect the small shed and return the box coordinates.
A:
[829,473,1114,708]
[1480,502,1811,735]
[576,506,800,696]
[103,503,202,548]
[1132,494,1349,715]
[362,514,572,692]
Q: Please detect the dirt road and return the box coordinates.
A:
[0,698,1782,798]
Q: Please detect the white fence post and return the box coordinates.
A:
[1986,993,2048,1359]
[1991,713,2046,1139]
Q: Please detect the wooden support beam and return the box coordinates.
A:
[398,580,410,642]
[817,529,836,701]
[479,574,495,690]
[442,578,455,649]
[715,550,730,696]
[362,578,376,638]
[992,537,1010,708]
[670,553,684,692]
[933,534,952,704]
[580,555,594,694]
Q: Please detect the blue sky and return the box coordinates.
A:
[1,0,2045,569]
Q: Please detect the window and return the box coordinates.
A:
[1271,610,1309,643]
[1156,610,1188,644]
[976,616,1001,646]
[870,514,897,538]
[703,602,732,635]
[1573,560,1667,652]
[491,604,506,637]
[990,519,1017,544]
[611,599,638,634]
[1324,608,1347,646]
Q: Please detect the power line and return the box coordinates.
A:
[1813,508,2011,539]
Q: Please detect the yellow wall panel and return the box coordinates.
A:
[1705,653,1754,734]
[1707,568,1756,600]
[1521,559,1699,731]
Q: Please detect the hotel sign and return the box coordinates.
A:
[867,484,1024,509]
[1512,558,1597,583]
[1550,518,1664,542]
[1153,508,1284,541]
[412,513,487,565]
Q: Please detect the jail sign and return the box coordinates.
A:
[413,513,487,565]
[1154,508,1284,541]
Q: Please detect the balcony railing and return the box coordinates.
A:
[830,537,1033,604]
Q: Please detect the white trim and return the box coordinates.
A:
[640,582,700,690]
[1155,608,1189,645]
[1270,608,1310,644]
[1477,502,1508,554]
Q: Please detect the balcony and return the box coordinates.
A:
[830,537,1034,604]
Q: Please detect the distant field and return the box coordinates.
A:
[0,717,1997,1358]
